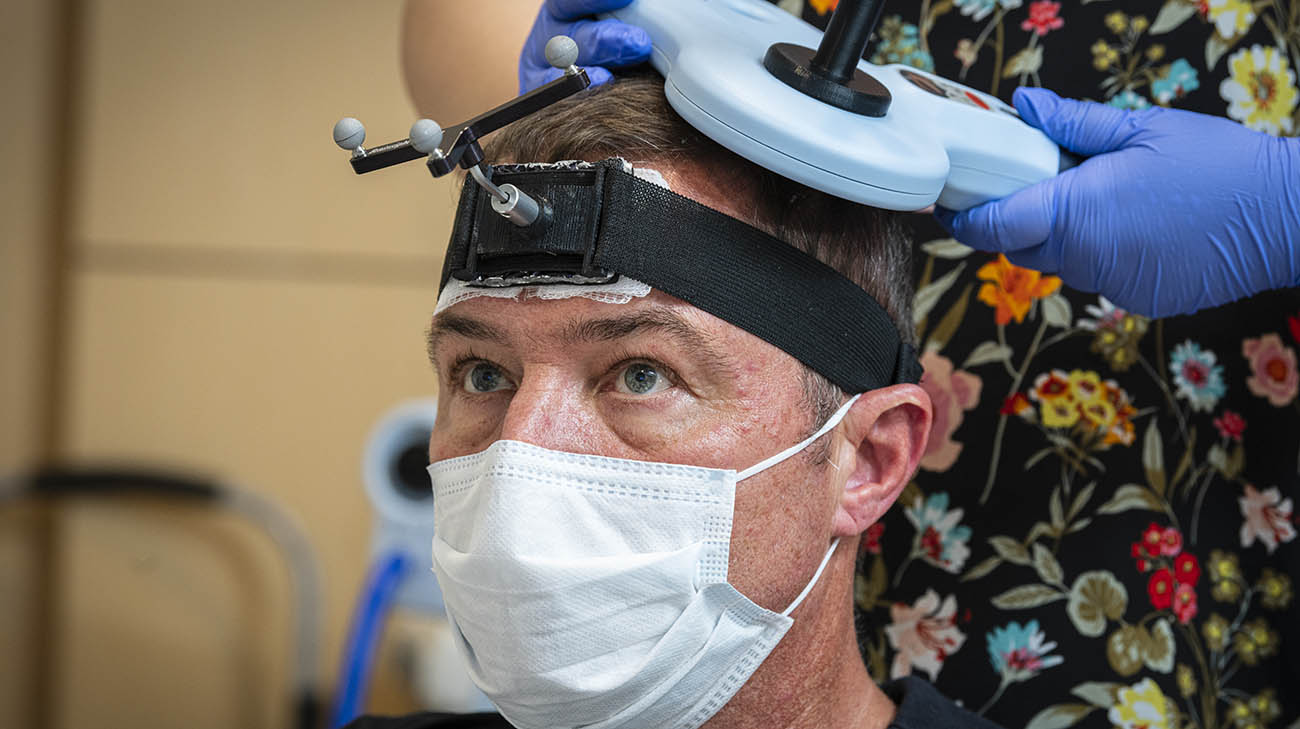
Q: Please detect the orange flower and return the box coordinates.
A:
[809,0,840,14]
[976,255,1063,325]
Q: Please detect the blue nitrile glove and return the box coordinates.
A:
[937,88,1300,318]
[519,0,653,94]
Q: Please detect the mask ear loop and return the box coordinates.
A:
[735,394,862,481]
[780,537,841,617]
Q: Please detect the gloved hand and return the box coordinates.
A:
[519,0,653,94]
[937,87,1300,318]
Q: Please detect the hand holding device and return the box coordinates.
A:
[939,88,1300,318]
[519,0,652,93]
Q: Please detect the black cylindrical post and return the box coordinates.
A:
[810,0,887,83]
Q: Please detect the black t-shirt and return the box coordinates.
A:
[343,676,1006,729]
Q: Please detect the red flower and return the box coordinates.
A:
[1213,410,1247,442]
[1021,1,1064,36]
[1140,523,1163,555]
[1173,583,1198,624]
[1159,527,1183,557]
[921,526,943,562]
[1174,552,1201,586]
[1288,313,1300,345]
[1132,522,1167,571]
[863,522,885,555]
[1130,542,1152,572]
[1001,392,1032,416]
[1148,568,1175,609]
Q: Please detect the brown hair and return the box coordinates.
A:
[484,74,916,426]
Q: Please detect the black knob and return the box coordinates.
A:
[762,0,892,117]
[812,0,887,83]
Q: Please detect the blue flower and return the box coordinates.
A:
[1169,340,1227,412]
[870,16,935,71]
[1152,58,1200,104]
[955,0,1024,22]
[1108,89,1152,110]
[904,492,972,572]
[986,620,1063,681]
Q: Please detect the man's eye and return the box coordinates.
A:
[617,362,670,396]
[463,363,512,393]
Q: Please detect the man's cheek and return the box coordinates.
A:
[430,403,508,459]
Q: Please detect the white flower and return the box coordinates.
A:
[1239,484,1297,554]
[885,590,966,680]
[955,0,1023,23]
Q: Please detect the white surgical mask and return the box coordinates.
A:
[428,395,859,729]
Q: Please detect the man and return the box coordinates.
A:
[346,76,1003,728]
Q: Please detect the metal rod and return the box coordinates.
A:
[469,164,509,203]
[810,0,886,83]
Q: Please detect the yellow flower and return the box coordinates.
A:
[1233,618,1279,665]
[1208,550,1240,578]
[1175,664,1196,698]
[1130,15,1149,33]
[1250,689,1282,723]
[1042,398,1082,428]
[976,254,1063,325]
[1108,678,1172,729]
[1092,40,1120,71]
[1202,612,1230,651]
[1208,549,1242,582]
[1146,44,1166,62]
[1227,699,1255,725]
[1068,370,1106,403]
[1220,45,1299,136]
[1207,0,1256,39]
[1105,11,1129,34]
[1213,577,1244,602]
[809,0,839,14]
[1257,568,1293,610]
[1080,398,1117,431]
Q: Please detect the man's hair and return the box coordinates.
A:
[484,74,915,427]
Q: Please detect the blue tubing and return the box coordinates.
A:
[330,551,411,727]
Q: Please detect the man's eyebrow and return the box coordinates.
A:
[426,307,740,375]
[560,309,739,373]
[426,313,508,364]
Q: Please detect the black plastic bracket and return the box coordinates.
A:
[348,68,591,176]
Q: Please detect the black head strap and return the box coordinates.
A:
[441,160,921,393]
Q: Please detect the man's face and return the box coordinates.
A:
[426,288,848,612]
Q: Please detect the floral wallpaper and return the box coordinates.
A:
[765,1,1300,727]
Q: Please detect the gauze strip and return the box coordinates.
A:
[433,164,670,315]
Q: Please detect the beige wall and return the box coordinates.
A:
[1,0,533,726]
[0,1,61,727]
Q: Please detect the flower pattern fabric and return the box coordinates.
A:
[756,1,1300,727]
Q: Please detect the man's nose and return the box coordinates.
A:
[499,375,599,454]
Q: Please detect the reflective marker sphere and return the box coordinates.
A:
[333,117,366,150]
[545,35,580,70]
[409,119,444,154]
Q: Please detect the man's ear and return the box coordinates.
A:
[830,384,932,537]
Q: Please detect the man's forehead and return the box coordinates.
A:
[627,160,751,225]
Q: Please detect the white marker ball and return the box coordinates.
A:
[408,119,444,154]
[333,117,366,150]
[545,35,580,70]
